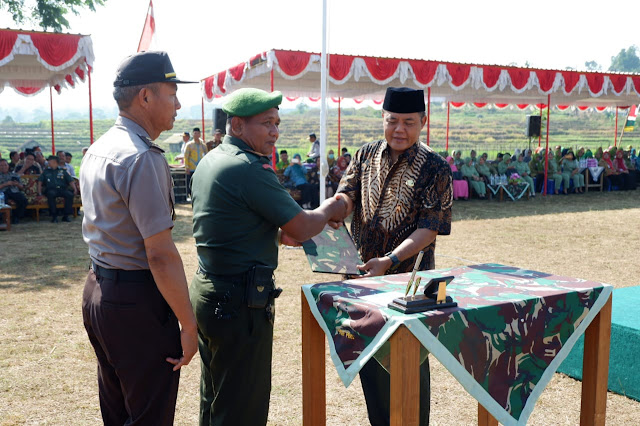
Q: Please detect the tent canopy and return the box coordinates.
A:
[202,49,640,108]
[0,28,94,96]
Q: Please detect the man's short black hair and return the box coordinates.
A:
[280,150,288,155]
[25,152,35,159]
[9,151,17,159]
[0,158,8,164]
[65,152,72,157]
[193,127,201,132]
[341,148,348,153]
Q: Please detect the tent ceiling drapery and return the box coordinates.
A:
[0,29,94,96]
[202,49,640,108]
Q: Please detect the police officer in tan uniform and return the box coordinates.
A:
[80,51,198,426]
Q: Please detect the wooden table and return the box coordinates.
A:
[301,291,612,426]
[0,206,11,231]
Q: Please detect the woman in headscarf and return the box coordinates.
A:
[600,150,624,190]
[576,147,586,161]
[475,155,492,184]
[594,147,604,161]
[513,153,535,196]
[529,152,544,193]
[327,149,336,169]
[461,157,486,199]
[613,149,635,190]
[561,151,585,193]
[545,150,563,195]
[497,153,516,176]
[446,156,469,200]
[452,150,464,169]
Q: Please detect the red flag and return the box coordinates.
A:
[137,0,155,52]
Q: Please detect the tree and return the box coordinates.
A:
[609,46,640,73]
[585,60,601,71]
[1,0,106,32]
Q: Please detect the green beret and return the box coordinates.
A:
[222,88,283,117]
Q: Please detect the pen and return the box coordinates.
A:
[412,276,422,296]
[404,251,424,296]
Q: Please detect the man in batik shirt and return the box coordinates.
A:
[336,87,452,426]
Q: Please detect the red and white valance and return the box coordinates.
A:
[202,49,640,108]
[0,29,94,97]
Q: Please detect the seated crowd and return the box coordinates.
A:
[443,145,639,200]
[0,146,82,225]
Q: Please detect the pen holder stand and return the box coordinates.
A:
[388,275,457,314]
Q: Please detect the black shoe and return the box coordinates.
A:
[51,216,59,223]
[62,216,71,222]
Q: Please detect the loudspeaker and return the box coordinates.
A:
[212,108,228,133]
[526,115,541,138]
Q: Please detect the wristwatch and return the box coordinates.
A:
[384,251,400,271]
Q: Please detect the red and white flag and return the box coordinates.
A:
[137,0,156,52]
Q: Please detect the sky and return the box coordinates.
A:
[0,0,638,117]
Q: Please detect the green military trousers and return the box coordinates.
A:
[190,270,274,426]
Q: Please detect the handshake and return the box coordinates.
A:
[279,193,352,247]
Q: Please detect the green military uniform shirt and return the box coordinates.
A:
[191,135,302,275]
[513,160,531,176]
[38,167,73,190]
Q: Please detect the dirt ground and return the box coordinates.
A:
[1,190,639,425]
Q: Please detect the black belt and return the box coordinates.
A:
[91,261,152,282]
[196,267,247,283]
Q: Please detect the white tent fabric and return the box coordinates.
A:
[202,49,640,108]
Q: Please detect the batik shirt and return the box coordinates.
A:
[337,140,452,273]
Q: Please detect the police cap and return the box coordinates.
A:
[114,51,196,87]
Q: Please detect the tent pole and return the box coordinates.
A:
[201,96,206,143]
[50,86,55,155]
[338,97,341,154]
[270,68,276,170]
[318,0,328,203]
[543,95,550,196]
[614,107,618,147]
[426,87,431,146]
[446,101,450,151]
[88,66,94,144]
[538,105,542,147]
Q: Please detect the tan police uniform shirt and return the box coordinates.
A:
[80,116,175,270]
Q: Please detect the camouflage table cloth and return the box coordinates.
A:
[302,263,612,425]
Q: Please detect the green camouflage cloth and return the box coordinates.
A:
[301,224,364,275]
[301,263,612,425]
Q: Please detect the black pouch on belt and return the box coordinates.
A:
[246,265,275,309]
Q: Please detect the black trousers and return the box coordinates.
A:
[45,188,73,217]
[4,190,27,218]
[359,356,431,426]
[190,271,274,426]
[82,269,182,426]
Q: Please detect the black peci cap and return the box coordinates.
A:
[382,87,426,113]
[114,51,196,87]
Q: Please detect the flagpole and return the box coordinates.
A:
[614,107,618,147]
[619,107,633,146]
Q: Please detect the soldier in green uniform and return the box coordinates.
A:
[37,155,77,222]
[475,155,492,183]
[545,150,563,194]
[189,88,348,426]
[497,154,516,176]
[461,157,486,198]
[561,151,585,193]
[513,153,535,196]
